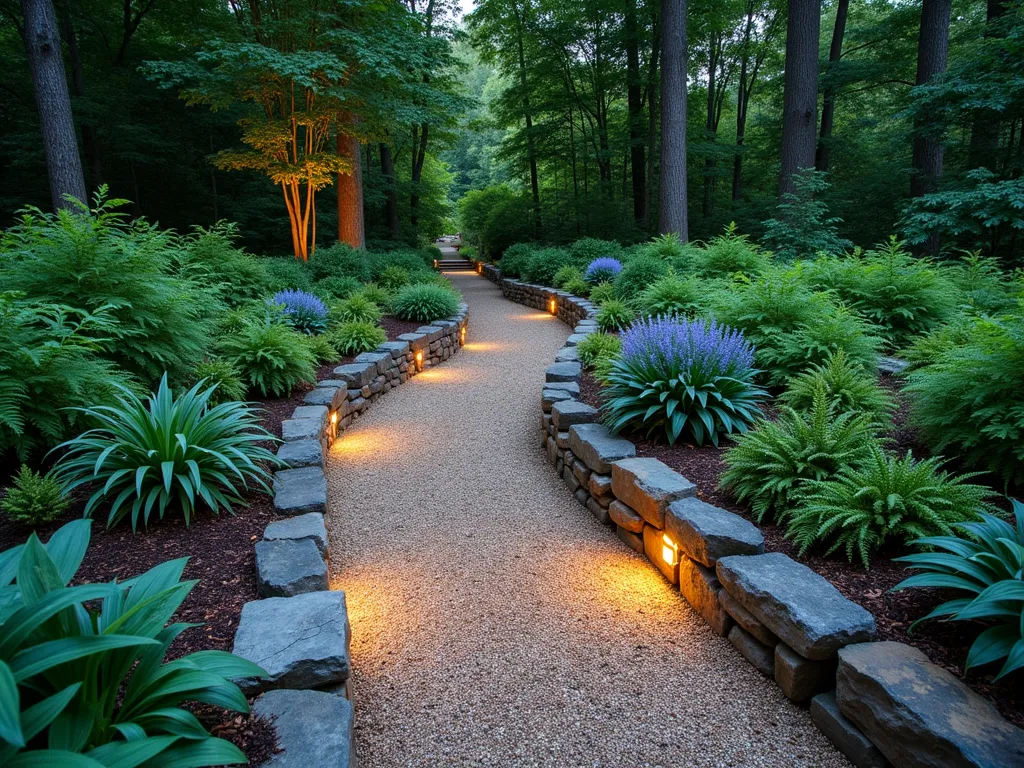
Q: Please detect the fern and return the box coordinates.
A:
[780,349,894,425]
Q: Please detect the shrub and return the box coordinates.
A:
[176,222,273,307]
[0,519,265,764]
[482,195,535,257]
[768,302,883,384]
[613,253,669,299]
[262,255,314,292]
[944,251,1018,314]
[391,283,460,322]
[315,275,363,300]
[497,243,538,278]
[460,245,478,260]
[636,274,703,318]
[602,316,766,446]
[356,283,391,307]
[780,350,894,425]
[332,294,383,325]
[304,332,341,363]
[192,358,247,405]
[693,223,770,277]
[761,171,853,261]
[307,242,371,282]
[646,232,687,261]
[552,265,583,289]
[330,321,387,356]
[893,498,1024,681]
[585,257,624,286]
[271,289,328,335]
[523,248,574,286]
[1,464,70,525]
[588,282,616,305]
[569,238,624,263]
[220,320,317,397]
[577,333,622,369]
[906,311,1024,485]
[597,300,635,332]
[721,385,877,523]
[788,446,995,568]
[562,277,590,297]
[378,265,410,291]
[53,375,280,529]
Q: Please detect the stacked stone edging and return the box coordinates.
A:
[232,304,469,767]
[478,261,1023,768]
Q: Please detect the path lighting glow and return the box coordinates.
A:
[415,350,424,371]
[433,259,439,270]
[476,263,482,274]
[460,326,466,346]
[661,534,679,567]
[549,298,557,315]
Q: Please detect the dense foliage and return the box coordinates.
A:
[219,320,318,397]
[576,333,622,369]
[390,284,461,323]
[331,321,388,356]
[0,465,69,525]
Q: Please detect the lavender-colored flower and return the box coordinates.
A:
[621,315,755,377]
[270,289,328,334]
[584,257,623,284]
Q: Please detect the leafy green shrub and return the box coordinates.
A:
[761,171,852,260]
[945,251,1018,314]
[332,294,383,325]
[378,265,410,291]
[906,311,1024,485]
[523,248,574,286]
[330,321,387,356]
[780,350,894,425]
[304,332,341,363]
[597,300,635,332]
[602,316,766,446]
[391,284,460,322]
[497,242,538,278]
[220,320,317,397]
[53,375,279,529]
[356,283,391,307]
[176,222,273,307]
[569,238,624,263]
[424,244,443,260]
[577,333,622,369]
[552,265,583,289]
[315,275,363,300]
[0,519,265,764]
[904,316,974,368]
[769,302,883,384]
[308,242,371,282]
[370,247,432,276]
[636,274,703,318]
[562,277,590,297]
[262,255,314,292]
[192,358,247,405]
[893,498,1024,680]
[613,254,668,299]
[588,282,616,305]
[482,195,535,257]
[460,245,478,260]
[788,446,994,568]
[646,232,687,261]
[721,385,877,523]
[693,223,770,277]
[1,464,70,525]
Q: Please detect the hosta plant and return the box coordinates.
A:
[52,375,280,529]
[788,445,995,568]
[0,519,266,765]
[220,319,317,397]
[332,294,383,325]
[270,289,328,335]
[779,350,894,426]
[720,384,877,523]
[390,284,460,322]
[584,257,623,286]
[576,333,622,369]
[893,498,1024,680]
[602,316,766,446]
[1,465,70,525]
[596,300,634,333]
[330,321,387,356]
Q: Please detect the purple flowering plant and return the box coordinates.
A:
[602,316,767,446]
[584,257,623,285]
[270,289,328,335]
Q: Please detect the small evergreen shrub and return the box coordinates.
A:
[602,316,766,445]
[315,275,363,299]
[613,254,668,298]
[597,300,634,332]
[647,232,687,261]
[761,171,852,260]
[496,243,538,278]
[780,350,894,425]
[553,265,583,289]
[356,283,391,307]
[177,223,273,307]
[1,465,70,525]
[585,257,624,286]
[192,358,247,405]
[693,223,770,277]
[391,284,460,322]
[522,247,574,286]
[308,242,371,282]
[562,277,590,297]
[637,274,703,318]
[570,238,625,263]
[220,320,317,397]
[788,446,994,568]
[588,282,616,305]
[271,289,328,335]
[378,265,411,291]
[331,321,387,356]
[944,251,1018,314]
[577,333,622,369]
[263,256,314,292]
[332,294,383,325]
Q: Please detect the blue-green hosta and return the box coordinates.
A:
[52,375,280,529]
[0,520,266,765]
[893,499,1024,681]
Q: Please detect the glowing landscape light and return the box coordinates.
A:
[661,534,679,567]
[549,298,557,315]
[415,350,424,371]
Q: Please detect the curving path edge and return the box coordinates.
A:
[325,272,849,767]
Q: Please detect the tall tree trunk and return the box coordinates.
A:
[21,0,86,211]
[336,118,365,249]
[910,0,951,199]
[625,0,646,224]
[815,0,849,172]
[733,11,752,202]
[58,0,102,190]
[410,123,428,229]
[967,0,1006,171]
[379,142,400,239]
[702,33,719,219]
[659,0,688,239]
[779,0,821,197]
[645,12,660,233]
[515,2,541,235]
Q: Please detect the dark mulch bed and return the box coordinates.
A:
[577,368,1024,728]
[381,315,426,339]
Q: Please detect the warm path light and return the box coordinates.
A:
[476,262,482,274]
[661,534,679,567]
[415,350,424,371]
[460,326,466,346]
[549,298,557,315]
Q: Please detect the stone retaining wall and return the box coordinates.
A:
[231,306,470,768]
[480,263,1024,768]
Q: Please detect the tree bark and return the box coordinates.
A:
[514,1,541,235]
[910,0,951,198]
[379,142,400,239]
[779,0,821,197]
[967,0,1006,171]
[336,118,365,249]
[410,122,428,229]
[645,13,660,233]
[58,0,102,190]
[815,0,849,172]
[625,0,646,224]
[658,0,688,240]
[21,0,87,211]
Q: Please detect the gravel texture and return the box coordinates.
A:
[325,273,848,767]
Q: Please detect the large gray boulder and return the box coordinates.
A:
[665,497,763,566]
[232,591,351,694]
[255,539,327,598]
[273,467,328,516]
[264,512,329,556]
[716,552,875,660]
[253,689,354,768]
[611,458,696,528]
[837,642,1024,768]
[568,423,636,474]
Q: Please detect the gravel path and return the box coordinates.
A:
[325,272,848,767]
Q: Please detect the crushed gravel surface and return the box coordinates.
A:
[325,273,848,767]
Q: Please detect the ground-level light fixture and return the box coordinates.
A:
[661,534,679,567]
[460,325,466,346]
[433,259,439,270]
[415,350,424,371]
[549,298,557,315]
[476,262,482,274]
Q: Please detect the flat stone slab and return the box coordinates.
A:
[811,691,888,768]
[716,553,875,660]
[837,642,1024,768]
[877,356,910,375]
[728,625,775,678]
[354,350,392,375]
[281,418,322,442]
[542,389,576,412]
[291,405,328,422]
[565,334,590,346]
[666,497,763,567]
[545,381,580,395]
[232,591,350,694]
[253,689,354,768]
[276,439,324,469]
[545,361,582,382]
[551,400,599,430]
[378,340,411,358]
[568,423,636,474]
[611,458,695,528]
[273,467,327,516]
[554,346,580,362]
[256,539,327,598]
[332,362,376,388]
[264,512,329,556]
[397,332,428,352]
[303,386,345,411]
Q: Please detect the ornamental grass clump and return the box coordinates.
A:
[332,294,383,325]
[331,321,387,356]
[596,299,634,332]
[271,289,328,335]
[391,283,460,322]
[602,316,766,446]
[576,333,622,369]
[584,257,623,285]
